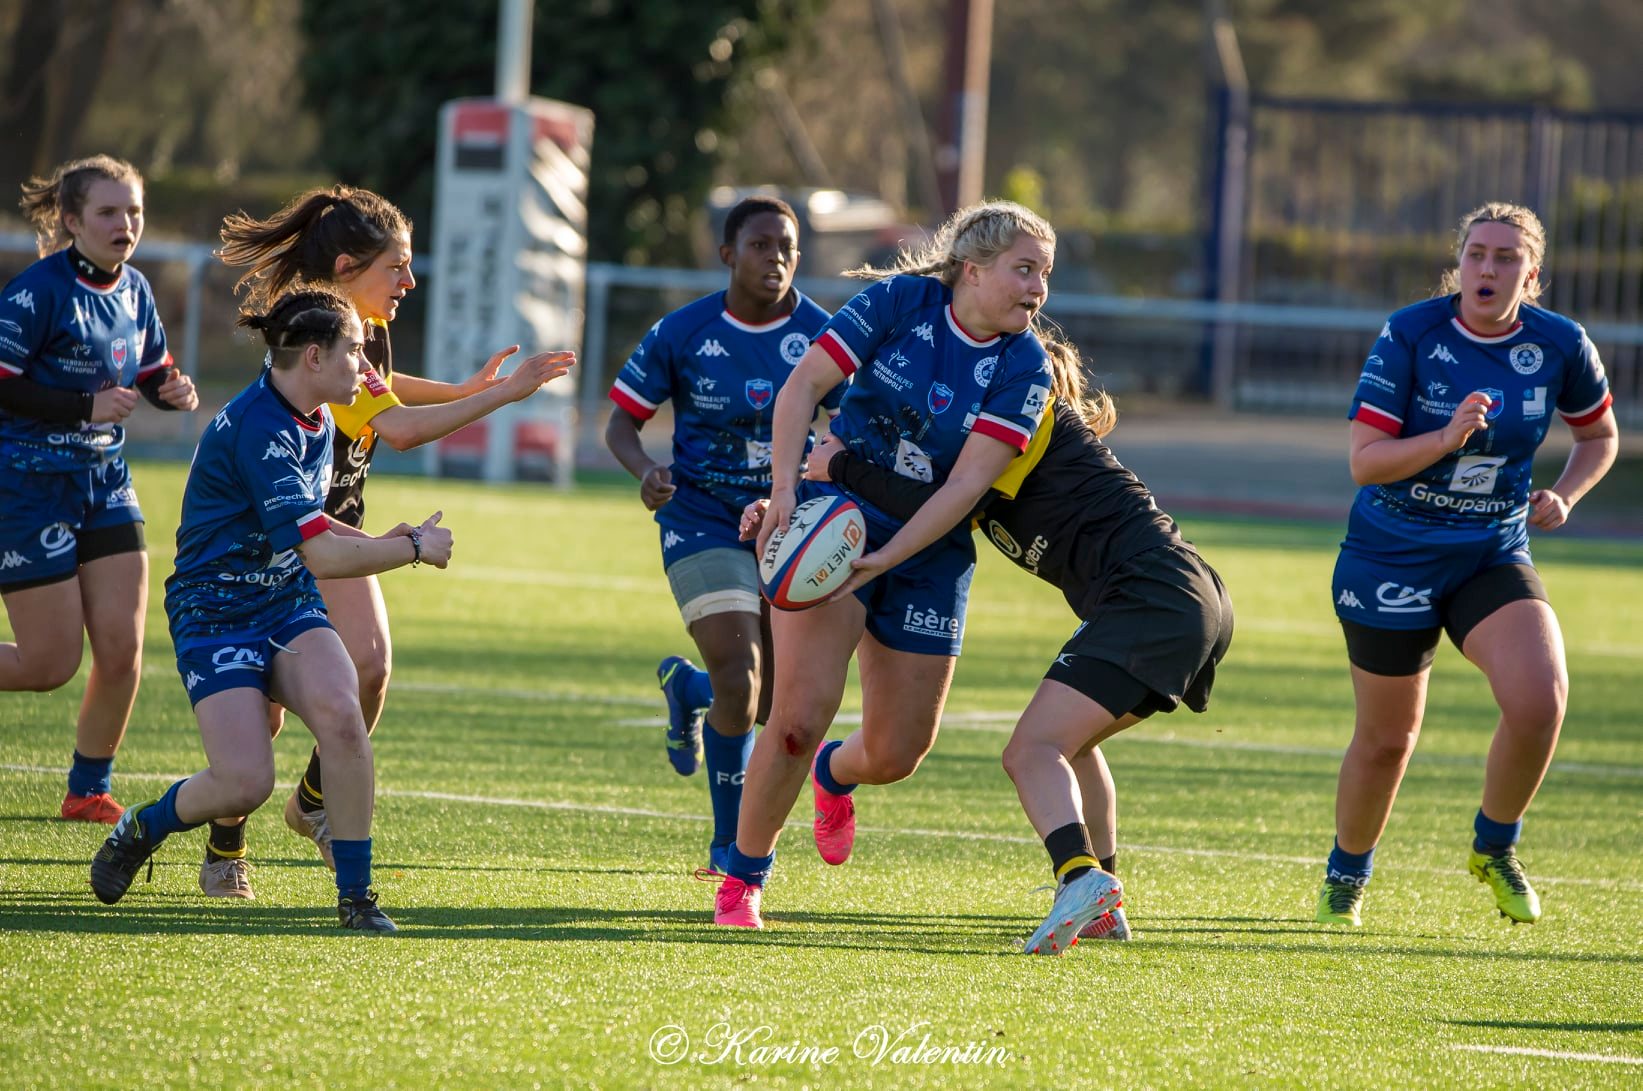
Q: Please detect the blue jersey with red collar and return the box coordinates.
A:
[609,290,836,512]
[815,274,1052,526]
[165,370,334,646]
[1348,296,1611,539]
[0,249,171,472]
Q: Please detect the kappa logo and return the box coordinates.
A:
[0,550,29,570]
[1337,589,1363,609]
[7,288,34,314]
[1375,581,1433,614]
[662,529,684,550]
[1429,344,1458,365]
[974,355,998,387]
[185,671,204,690]
[1509,342,1544,376]
[1377,322,1392,341]
[913,322,934,344]
[263,440,290,461]
[779,331,810,365]
[696,339,730,358]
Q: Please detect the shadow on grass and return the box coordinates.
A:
[1444,1018,1643,1033]
[0,901,1037,954]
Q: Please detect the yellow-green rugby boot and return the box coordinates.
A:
[1468,849,1541,923]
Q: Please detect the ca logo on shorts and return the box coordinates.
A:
[211,646,266,673]
[1375,582,1432,614]
[39,523,75,559]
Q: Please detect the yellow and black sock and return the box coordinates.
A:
[207,819,247,859]
[1045,822,1099,885]
[296,747,324,813]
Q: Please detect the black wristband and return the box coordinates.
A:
[408,528,422,567]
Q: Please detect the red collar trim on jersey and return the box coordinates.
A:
[1450,314,1523,344]
[946,305,1000,347]
[722,293,800,333]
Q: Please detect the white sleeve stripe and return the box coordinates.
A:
[0,361,23,375]
[612,378,659,411]
[975,412,1031,440]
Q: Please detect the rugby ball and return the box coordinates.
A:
[759,495,867,610]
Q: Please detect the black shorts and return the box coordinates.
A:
[1045,544,1234,718]
[1341,562,1548,676]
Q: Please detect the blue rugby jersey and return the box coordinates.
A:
[815,274,1052,525]
[165,370,334,645]
[1348,296,1611,535]
[609,290,836,511]
[0,249,171,472]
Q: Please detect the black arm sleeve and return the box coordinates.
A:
[0,377,94,425]
[828,450,998,525]
[136,367,180,410]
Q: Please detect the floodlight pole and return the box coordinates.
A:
[497,0,532,104]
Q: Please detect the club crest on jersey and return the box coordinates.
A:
[745,378,773,410]
[1480,388,1505,420]
[122,287,139,321]
[779,332,809,365]
[928,382,954,414]
[1509,343,1544,375]
[110,337,128,368]
[974,356,997,387]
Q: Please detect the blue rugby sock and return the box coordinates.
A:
[1472,809,1521,856]
[703,723,753,851]
[333,838,373,901]
[725,843,774,887]
[1326,839,1375,886]
[137,779,203,844]
[682,664,713,712]
[813,739,855,796]
[67,751,114,797]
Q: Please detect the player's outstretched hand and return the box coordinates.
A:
[641,465,675,511]
[739,498,769,541]
[416,510,454,568]
[458,345,519,396]
[756,487,796,557]
[502,350,577,401]
[1444,391,1493,450]
[805,432,843,482]
[90,386,138,423]
[1527,488,1571,530]
[157,367,199,411]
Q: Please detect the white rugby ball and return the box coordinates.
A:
[759,494,867,610]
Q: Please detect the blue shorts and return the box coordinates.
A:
[1332,497,1531,631]
[0,461,143,588]
[656,479,755,568]
[800,480,976,657]
[174,605,333,707]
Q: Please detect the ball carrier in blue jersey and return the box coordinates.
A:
[1317,203,1618,927]
[0,156,199,825]
[707,202,1057,929]
[605,197,835,873]
[89,289,455,931]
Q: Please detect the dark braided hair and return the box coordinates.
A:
[236,288,357,369]
[219,185,411,309]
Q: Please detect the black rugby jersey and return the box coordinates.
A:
[324,320,398,527]
[831,399,1181,617]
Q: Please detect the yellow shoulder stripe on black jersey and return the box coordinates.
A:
[988,398,1055,501]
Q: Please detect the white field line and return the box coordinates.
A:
[1451,1044,1643,1066]
[3,763,1639,891]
